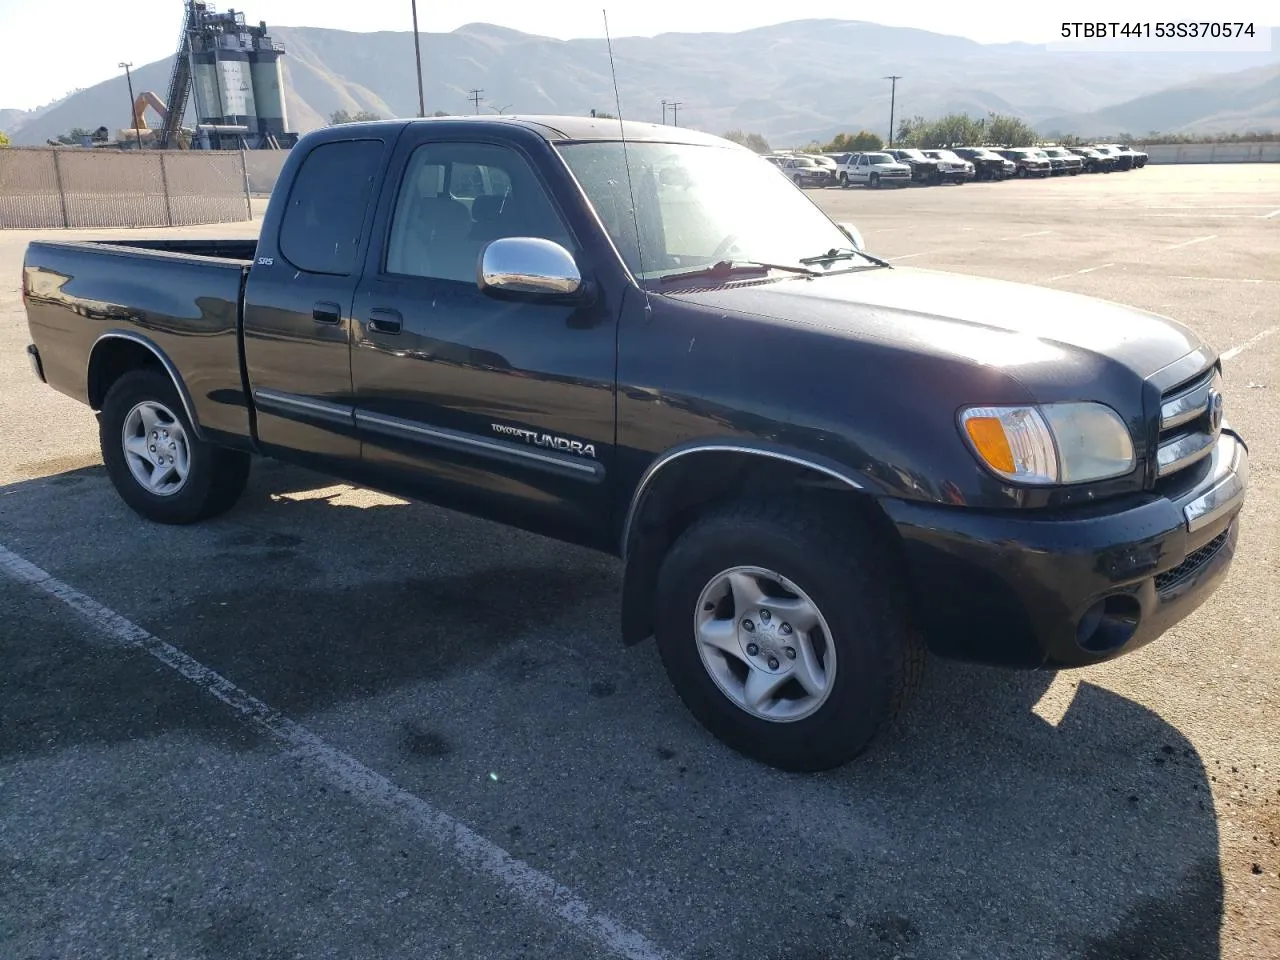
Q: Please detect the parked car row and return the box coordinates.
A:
[765,143,1148,188]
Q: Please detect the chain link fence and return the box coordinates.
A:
[0,148,254,229]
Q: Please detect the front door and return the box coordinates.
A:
[349,133,617,547]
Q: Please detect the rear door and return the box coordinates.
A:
[242,134,393,467]
[347,128,618,547]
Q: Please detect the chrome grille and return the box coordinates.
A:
[1156,366,1222,478]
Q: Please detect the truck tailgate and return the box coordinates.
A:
[23,240,254,446]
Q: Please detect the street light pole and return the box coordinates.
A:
[410,0,425,117]
[883,75,901,148]
[119,62,143,149]
[661,99,667,124]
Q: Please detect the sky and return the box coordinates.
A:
[0,0,1275,110]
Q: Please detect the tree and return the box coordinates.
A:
[0,130,9,147]
[895,115,927,147]
[53,127,94,145]
[329,109,382,125]
[984,112,1038,147]
[847,130,883,151]
[589,110,616,119]
[722,129,771,153]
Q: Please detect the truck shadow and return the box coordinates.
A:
[0,462,1225,959]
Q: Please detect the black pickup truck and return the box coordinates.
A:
[22,115,1249,771]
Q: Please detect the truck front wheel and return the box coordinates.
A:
[652,497,925,771]
[99,369,250,525]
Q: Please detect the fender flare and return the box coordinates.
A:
[87,330,205,441]
[619,439,869,559]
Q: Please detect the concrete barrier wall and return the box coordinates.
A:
[1144,143,1280,164]
[1,147,252,229]
[243,151,289,195]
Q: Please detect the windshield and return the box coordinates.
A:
[556,141,865,282]
[791,157,817,167]
[864,153,894,164]
[931,150,962,162]
[897,149,926,160]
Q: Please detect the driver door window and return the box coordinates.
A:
[384,141,574,283]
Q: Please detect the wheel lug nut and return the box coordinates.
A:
[149,445,156,452]
[780,623,792,635]
[759,609,771,623]
[785,647,796,660]
[746,643,759,656]
[768,657,779,670]
[742,619,754,632]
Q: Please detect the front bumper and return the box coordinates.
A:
[882,429,1248,669]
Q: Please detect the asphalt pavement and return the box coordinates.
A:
[1,165,1277,959]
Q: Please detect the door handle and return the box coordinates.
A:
[313,301,341,324]
[368,308,402,335]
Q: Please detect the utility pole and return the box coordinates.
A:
[668,99,682,127]
[119,61,143,149]
[410,0,425,117]
[660,99,667,124]
[468,88,484,114]
[883,75,901,148]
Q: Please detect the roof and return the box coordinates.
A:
[336,114,747,149]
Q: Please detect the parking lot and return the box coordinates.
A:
[1,164,1277,959]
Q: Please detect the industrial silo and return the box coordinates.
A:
[214,41,256,129]
[249,27,288,138]
[189,41,223,126]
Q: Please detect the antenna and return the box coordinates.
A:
[602,9,649,303]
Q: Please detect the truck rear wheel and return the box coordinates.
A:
[652,497,925,771]
[99,369,250,525]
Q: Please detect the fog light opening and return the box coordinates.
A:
[1076,595,1141,653]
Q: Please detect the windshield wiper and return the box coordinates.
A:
[658,259,819,285]
[798,247,893,269]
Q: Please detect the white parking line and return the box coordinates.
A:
[1044,263,1115,282]
[1164,234,1217,251]
[1000,230,1051,240]
[0,544,675,960]
[1221,327,1277,362]
[1264,209,1280,220]
[1170,276,1280,284]
[886,252,926,262]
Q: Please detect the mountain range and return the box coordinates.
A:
[3,19,1277,147]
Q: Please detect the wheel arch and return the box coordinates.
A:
[618,441,901,646]
[87,331,205,440]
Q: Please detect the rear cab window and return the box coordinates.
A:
[278,139,385,275]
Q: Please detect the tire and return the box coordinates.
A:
[839,172,848,188]
[870,173,880,189]
[99,368,251,525]
[652,496,926,772]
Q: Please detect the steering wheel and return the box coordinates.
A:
[711,233,740,260]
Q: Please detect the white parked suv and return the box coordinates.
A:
[836,151,912,189]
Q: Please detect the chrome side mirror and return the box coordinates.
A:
[837,222,865,251]
[477,237,582,298]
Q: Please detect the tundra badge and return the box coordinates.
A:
[491,423,597,458]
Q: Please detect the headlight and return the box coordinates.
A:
[959,402,1135,485]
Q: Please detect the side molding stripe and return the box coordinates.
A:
[355,410,605,481]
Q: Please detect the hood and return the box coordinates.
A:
[664,265,1205,383]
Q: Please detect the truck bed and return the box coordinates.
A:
[23,239,256,447]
